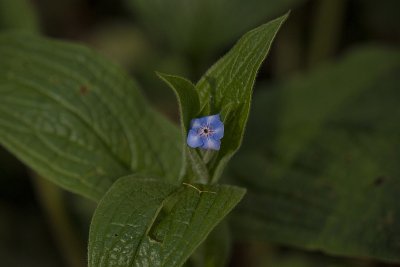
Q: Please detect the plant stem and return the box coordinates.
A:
[307,0,347,67]
[31,175,86,267]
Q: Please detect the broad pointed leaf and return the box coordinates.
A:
[0,33,182,200]
[196,13,289,183]
[88,176,245,267]
[158,14,289,183]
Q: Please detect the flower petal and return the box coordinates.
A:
[205,114,222,125]
[190,118,203,129]
[212,124,224,140]
[201,137,221,150]
[187,129,203,148]
[210,121,223,132]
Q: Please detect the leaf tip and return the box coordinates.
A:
[155,70,167,80]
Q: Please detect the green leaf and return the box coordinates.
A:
[0,0,39,32]
[156,73,200,133]
[88,176,245,267]
[157,14,288,183]
[196,13,289,183]
[157,73,209,182]
[229,47,400,262]
[0,33,182,200]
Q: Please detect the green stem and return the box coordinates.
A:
[307,0,347,67]
[31,175,86,267]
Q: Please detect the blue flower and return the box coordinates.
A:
[187,114,224,150]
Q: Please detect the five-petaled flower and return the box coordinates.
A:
[187,114,224,150]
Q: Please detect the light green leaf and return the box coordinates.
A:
[196,13,289,183]
[229,47,400,262]
[0,33,182,200]
[88,176,245,267]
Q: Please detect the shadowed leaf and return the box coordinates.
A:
[230,47,400,263]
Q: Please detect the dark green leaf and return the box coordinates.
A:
[0,33,182,200]
[196,13,289,183]
[88,176,245,267]
[230,47,400,262]
[156,73,199,133]
[0,0,39,32]
[157,14,288,183]
[157,73,209,182]
[124,0,303,59]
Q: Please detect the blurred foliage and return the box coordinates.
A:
[0,0,39,32]
[123,0,304,65]
[0,203,64,266]
[355,0,400,40]
[230,47,400,263]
